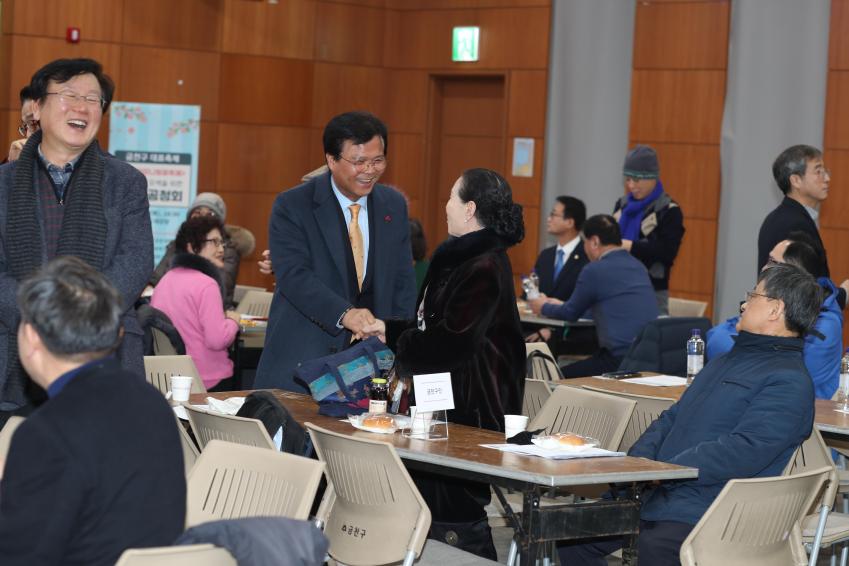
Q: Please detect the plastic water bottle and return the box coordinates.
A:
[838,352,849,411]
[522,273,540,300]
[686,329,705,385]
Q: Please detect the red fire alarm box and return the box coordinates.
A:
[66,27,80,43]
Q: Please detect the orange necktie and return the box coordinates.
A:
[349,204,364,290]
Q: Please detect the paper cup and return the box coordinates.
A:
[169,375,193,403]
[409,406,433,434]
[504,414,529,439]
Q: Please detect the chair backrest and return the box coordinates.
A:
[176,418,200,475]
[525,342,563,381]
[143,355,207,395]
[669,297,708,317]
[151,327,178,356]
[783,426,837,510]
[679,466,831,566]
[522,379,553,421]
[0,416,25,461]
[618,316,712,376]
[307,423,431,566]
[233,284,266,307]
[236,290,273,318]
[184,405,276,451]
[582,386,675,452]
[115,544,236,566]
[527,385,636,451]
[186,439,324,527]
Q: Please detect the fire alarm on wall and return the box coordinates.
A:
[66,27,80,44]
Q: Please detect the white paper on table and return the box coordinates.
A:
[205,396,247,415]
[173,404,208,420]
[620,375,688,387]
[480,443,624,460]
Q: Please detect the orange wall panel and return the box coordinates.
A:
[830,0,849,70]
[222,0,315,60]
[508,205,541,276]
[5,0,124,43]
[380,132,425,203]
[825,71,849,149]
[507,70,547,138]
[821,149,849,229]
[119,46,221,121]
[314,1,385,67]
[384,69,429,134]
[633,1,729,70]
[310,63,387,128]
[122,0,221,51]
[387,0,549,8]
[199,121,219,191]
[668,218,717,297]
[630,70,725,144]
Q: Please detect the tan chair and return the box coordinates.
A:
[679,466,831,566]
[184,404,276,451]
[582,386,675,452]
[0,416,25,461]
[669,297,708,317]
[115,544,236,566]
[307,423,498,566]
[236,290,273,318]
[151,327,178,356]
[176,419,200,475]
[143,355,206,396]
[186,439,324,527]
[233,284,266,307]
[528,385,636,451]
[784,427,849,566]
[525,342,562,381]
[522,379,552,421]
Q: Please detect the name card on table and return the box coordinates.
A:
[413,373,455,412]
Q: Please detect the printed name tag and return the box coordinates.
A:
[413,373,455,412]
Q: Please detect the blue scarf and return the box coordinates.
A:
[618,180,664,241]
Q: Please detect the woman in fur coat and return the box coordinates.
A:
[151,215,241,391]
[368,168,526,559]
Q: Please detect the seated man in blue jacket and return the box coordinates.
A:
[528,214,659,377]
[707,232,842,400]
[559,262,821,565]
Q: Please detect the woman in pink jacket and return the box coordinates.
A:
[152,215,241,390]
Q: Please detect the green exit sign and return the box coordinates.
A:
[452,26,480,62]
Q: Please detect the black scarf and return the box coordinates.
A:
[2,130,107,409]
[170,252,227,303]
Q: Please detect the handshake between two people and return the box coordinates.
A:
[342,307,387,342]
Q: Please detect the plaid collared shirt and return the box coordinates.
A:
[37,144,79,203]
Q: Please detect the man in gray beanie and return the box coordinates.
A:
[149,192,255,309]
[612,145,685,315]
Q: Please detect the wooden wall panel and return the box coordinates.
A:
[507,70,546,138]
[310,63,387,128]
[0,36,12,110]
[380,133,425,202]
[217,190,280,288]
[508,205,541,276]
[630,70,725,144]
[221,0,315,59]
[122,0,221,51]
[830,0,849,70]
[6,36,123,106]
[669,219,717,297]
[825,71,849,149]
[199,121,219,191]
[385,8,549,70]
[219,54,314,126]
[821,149,849,228]
[314,1,385,66]
[440,78,505,137]
[216,124,315,193]
[387,0,549,8]
[384,70,429,134]
[5,0,124,43]
[633,1,729,69]
[119,46,221,121]
[639,142,721,220]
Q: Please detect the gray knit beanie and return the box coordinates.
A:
[623,145,660,179]
[188,192,226,221]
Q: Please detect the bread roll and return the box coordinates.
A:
[362,414,395,430]
[555,433,586,447]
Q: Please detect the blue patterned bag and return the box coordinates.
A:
[295,337,395,417]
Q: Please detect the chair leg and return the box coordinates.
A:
[810,504,830,566]
[841,541,849,566]
[507,539,519,566]
[402,549,416,566]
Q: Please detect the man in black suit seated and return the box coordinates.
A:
[0,256,186,565]
[526,196,592,353]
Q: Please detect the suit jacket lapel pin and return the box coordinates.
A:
[573,254,579,260]
[384,215,392,223]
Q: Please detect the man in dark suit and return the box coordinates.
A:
[0,58,153,419]
[0,256,185,565]
[526,196,589,348]
[255,111,417,391]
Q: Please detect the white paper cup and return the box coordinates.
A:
[169,375,193,403]
[409,406,433,434]
[504,414,529,439]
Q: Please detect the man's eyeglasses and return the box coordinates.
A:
[337,155,387,172]
[811,167,831,179]
[46,91,105,109]
[745,290,775,303]
[18,120,39,137]
[203,237,225,248]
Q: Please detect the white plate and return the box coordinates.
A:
[347,414,403,434]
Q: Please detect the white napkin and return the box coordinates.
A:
[205,396,247,415]
[480,443,625,460]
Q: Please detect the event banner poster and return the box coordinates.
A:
[109,102,201,265]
